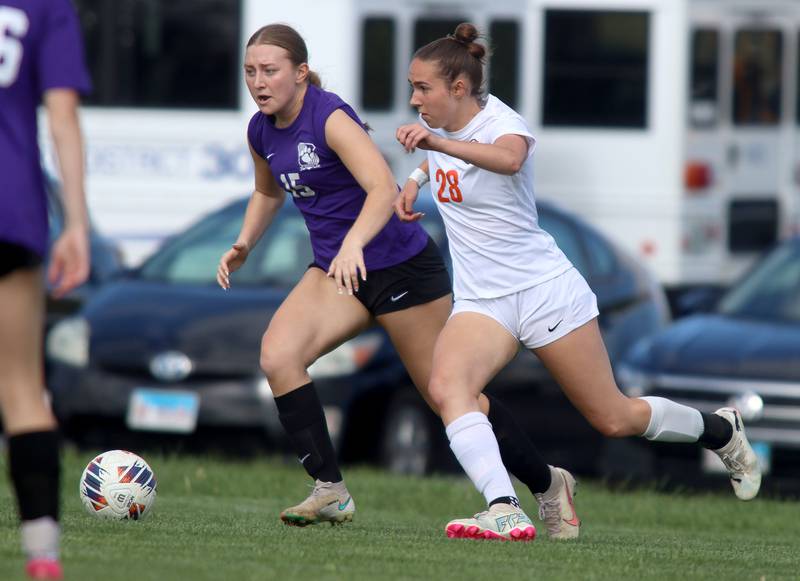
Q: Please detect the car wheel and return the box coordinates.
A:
[380,390,440,476]
[599,438,656,483]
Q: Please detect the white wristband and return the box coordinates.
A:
[407,167,429,187]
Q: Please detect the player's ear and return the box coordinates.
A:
[450,77,467,98]
[296,63,309,84]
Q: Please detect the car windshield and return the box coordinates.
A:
[139,203,314,286]
[717,242,800,322]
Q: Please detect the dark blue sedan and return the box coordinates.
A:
[616,239,800,486]
[47,195,669,474]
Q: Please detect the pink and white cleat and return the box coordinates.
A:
[25,558,63,580]
[445,503,536,542]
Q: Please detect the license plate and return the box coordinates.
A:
[701,441,771,475]
[126,388,199,434]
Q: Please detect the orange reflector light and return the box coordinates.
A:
[685,162,712,191]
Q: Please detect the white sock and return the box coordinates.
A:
[21,516,59,560]
[640,396,704,442]
[445,411,516,505]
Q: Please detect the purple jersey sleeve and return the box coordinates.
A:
[247,113,265,159]
[37,0,92,94]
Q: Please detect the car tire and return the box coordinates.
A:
[599,438,656,483]
[379,390,443,476]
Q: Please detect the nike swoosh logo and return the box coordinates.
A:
[390,291,409,302]
[548,320,563,332]
[338,496,352,511]
[266,153,276,160]
[299,453,311,464]
[562,475,580,527]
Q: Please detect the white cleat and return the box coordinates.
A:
[535,466,580,540]
[712,407,761,500]
[445,503,536,542]
[280,480,355,526]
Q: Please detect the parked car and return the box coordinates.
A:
[614,238,800,488]
[47,194,669,473]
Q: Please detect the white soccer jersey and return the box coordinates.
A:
[421,95,573,300]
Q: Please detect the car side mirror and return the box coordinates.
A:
[671,285,725,317]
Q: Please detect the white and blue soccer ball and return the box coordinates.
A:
[79,450,157,520]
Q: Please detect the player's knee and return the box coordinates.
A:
[426,374,456,412]
[259,336,300,380]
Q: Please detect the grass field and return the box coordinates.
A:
[1,449,798,580]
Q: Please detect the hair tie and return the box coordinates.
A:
[447,33,468,46]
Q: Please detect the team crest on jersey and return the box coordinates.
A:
[297,142,320,171]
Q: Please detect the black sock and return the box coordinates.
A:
[489,496,520,508]
[275,382,342,483]
[698,412,734,450]
[487,394,552,494]
[8,430,60,521]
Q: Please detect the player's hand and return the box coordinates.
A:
[48,224,90,298]
[217,242,249,290]
[396,123,442,153]
[328,239,366,295]
[395,180,425,222]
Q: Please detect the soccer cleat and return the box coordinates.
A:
[280,479,355,526]
[534,467,580,540]
[712,407,762,500]
[25,558,63,580]
[445,503,536,541]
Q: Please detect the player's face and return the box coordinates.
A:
[408,58,459,129]
[244,44,305,115]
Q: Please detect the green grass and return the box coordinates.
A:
[1,449,798,580]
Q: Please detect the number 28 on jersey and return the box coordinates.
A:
[435,168,462,203]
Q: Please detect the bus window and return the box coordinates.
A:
[689,29,720,128]
[733,30,783,126]
[542,10,649,128]
[361,18,395,111]
[75,0,241,109]
[413,18,467,51]
[728,199,779,253]
[489,20,520,109]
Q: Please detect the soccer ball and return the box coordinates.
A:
[79,450,157,520]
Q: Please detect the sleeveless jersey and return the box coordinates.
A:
[421,95,573,300]
[248,84,428,271]
[0,0,91,257]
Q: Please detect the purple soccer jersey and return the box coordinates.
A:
[0,0,91,257]
[248,84,428,271]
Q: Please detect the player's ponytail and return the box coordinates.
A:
[413,22,488,101]
[247,23,323,87]
[306,70,322,88]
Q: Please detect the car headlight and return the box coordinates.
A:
[308,333,383,379]
[615,363,653,397]
[46,316,89,368]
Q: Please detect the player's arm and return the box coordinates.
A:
[45,88,90,297]
[325,109,398,292]
[326,110,397,249]
[234,142,286,251]
[46,89,88,232]
[395,159,429,222]
[398,123,528,176]
[217,143,285,290]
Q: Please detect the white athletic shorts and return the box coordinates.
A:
[451,267,599,349]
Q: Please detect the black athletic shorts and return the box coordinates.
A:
[312,236,452,316]
[0,241,43,278]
